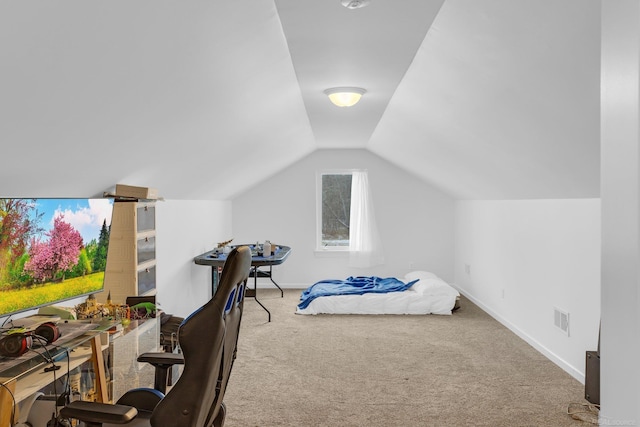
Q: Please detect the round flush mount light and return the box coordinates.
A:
[341,0,371,10]
[324,87,366,107]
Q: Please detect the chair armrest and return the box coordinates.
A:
[137,352,185,393]
[137,351,184,367]
[60,400,137,425]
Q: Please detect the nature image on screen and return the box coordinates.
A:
[0,198,113,318]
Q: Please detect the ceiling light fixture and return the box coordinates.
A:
[324,87,366,107]
[341,0,371,9]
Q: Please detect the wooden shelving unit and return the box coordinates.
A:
[101,186,158,305]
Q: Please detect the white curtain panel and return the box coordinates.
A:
[349,170,384,268]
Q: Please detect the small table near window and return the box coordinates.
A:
[194,244,291,322]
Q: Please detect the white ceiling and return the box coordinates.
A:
[275,0,444,149]
[0,0,601,200]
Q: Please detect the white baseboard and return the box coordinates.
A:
[451,283,585,384]
[250,280,307,290]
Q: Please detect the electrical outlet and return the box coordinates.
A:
[464,264,471,275]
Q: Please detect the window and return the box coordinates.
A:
[317,172,352,250]
[316,170,384,267]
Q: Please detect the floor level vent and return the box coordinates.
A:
[554,307,570,336]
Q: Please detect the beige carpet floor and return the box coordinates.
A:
[223,289,596,426]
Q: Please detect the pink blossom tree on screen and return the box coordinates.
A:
[25,216,83,282]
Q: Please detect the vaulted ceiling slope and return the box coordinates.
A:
[369,0,601,199]
[0,1,314,200]
[0,1,600,201]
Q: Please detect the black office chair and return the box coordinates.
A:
[60,245,252,427]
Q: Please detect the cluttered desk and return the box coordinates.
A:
[1,314,159,427]
[0,316,115,427]
[194,243,291,322]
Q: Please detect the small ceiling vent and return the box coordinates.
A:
[341,0,371,10]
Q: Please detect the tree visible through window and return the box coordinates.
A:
[321,173,352,247]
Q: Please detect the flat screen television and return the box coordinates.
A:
[0,198,114,320]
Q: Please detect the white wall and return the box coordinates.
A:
[454,199,601,382]
[232,149,455,287]
[600,1,640,423]
[155,199,232,317]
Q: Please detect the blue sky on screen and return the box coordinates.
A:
[32,199,114,244]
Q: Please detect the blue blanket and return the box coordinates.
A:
[298,276,418,310]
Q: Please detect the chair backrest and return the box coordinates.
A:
[151,245,251,427]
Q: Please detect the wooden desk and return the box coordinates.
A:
[194,244,291,321]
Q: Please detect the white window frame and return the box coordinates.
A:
[316,170,354,252]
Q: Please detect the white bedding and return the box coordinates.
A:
[296,271,460,315]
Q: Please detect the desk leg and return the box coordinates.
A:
[250,266,284,297]
[251,266,271,322]
[0,379,16,427]
[267,265,284,298]
[90,335,109,403]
